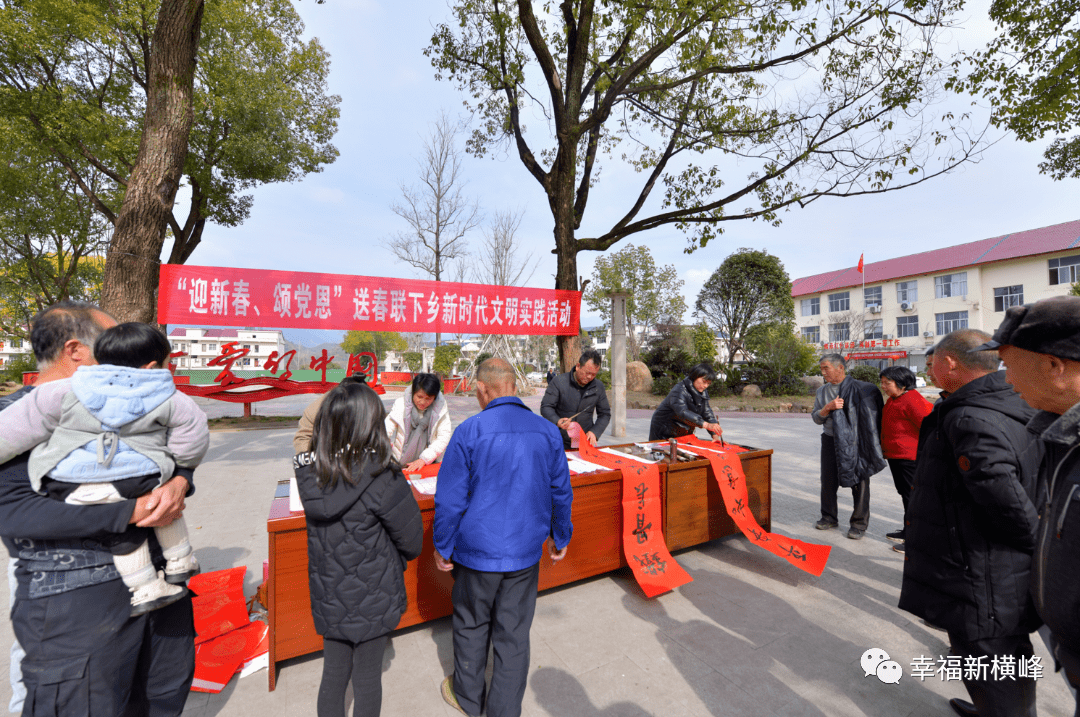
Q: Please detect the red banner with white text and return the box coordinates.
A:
[158,265,581,335]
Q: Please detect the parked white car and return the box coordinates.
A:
[526,371,545,382]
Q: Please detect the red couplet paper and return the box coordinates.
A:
[676,436,832,576]
[189,565,246,597]
[193,588,251,645]
[573,426,693,597]
[191,621,269,693]
[158,264,581,336]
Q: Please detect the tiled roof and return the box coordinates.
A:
[792,219,1080,297]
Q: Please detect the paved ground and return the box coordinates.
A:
[0,396,1073,716]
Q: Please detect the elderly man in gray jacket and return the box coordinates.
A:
[812,353,886,539]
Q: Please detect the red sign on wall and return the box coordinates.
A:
[158,265,581,335]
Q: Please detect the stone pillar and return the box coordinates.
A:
[609,292,629,438]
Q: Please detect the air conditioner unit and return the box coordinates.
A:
[922,331,934,338]
[882,333,893,339]
[869,304,882,314]
[901,301,914,311]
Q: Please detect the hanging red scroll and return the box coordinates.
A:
[573,426,693,597]
[675,435,832,576]
[158,264,581,335]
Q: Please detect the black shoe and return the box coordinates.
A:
[815,519,839,530]
[886,529,905,542]
[847,527,864,540]
[948,698,977,717]
[891,543,905,554]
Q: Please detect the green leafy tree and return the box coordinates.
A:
[341,331,409,362]
[951,1,1079,179]
[691,323,716,366]
[743,322,818,395]
[695,249,794,370]
[0,0,340,322]
[583,244,686,362]
[403,352,423,372]
[427,0,983,368]
[432,344,462,377]
[1070,282,1080,298]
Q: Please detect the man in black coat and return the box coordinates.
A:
[988,296,1080,717]
[899,329,1040,717]
[811,353,886,539]
[540,350,611,448]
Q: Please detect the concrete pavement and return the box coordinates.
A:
[0,395,1072,716]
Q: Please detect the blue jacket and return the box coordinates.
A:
[434,396,573,572]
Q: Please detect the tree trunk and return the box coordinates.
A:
[553,193,580,372]
[101,0,204,323]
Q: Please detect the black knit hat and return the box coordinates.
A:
[972,296,1080,361]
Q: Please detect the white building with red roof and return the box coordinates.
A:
[168,327,284,370]
[792,218,1080,370]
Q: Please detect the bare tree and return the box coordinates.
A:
[389,112,480,345]
[471,209,537,287]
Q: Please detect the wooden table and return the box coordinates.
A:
[265,443,772,689]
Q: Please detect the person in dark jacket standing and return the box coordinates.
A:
[988,296,1080,717]
[293,382,423,717]
[541,349,611,447]
[648,363,724,441]
[899,329,1040,717]
[811,354,886,539]
[879,365,933,552]
[435,358,573,717]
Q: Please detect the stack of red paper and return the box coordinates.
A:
[189,567,270,694]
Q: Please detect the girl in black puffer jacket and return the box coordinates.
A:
[294,382,423,717]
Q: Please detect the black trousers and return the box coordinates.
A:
[947,632,1038,717]
[887,458,917,516]
[451,563,540,717]
[13,578,194,716]
[820,434,870,530]
[1054,640,1080,717]
[317,634,388,717]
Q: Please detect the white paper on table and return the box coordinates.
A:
[409,476,438,495]
[565,453,607,474]
[288,474,303,513]
[599,447,659,464]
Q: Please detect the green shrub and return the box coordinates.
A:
[0,353,36,384]
[403,352,422,372]
[597,370,611,389]
[652,374,677,396]
[432,345,462,377]
[847,364,880,385]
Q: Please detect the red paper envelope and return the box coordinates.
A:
[192,588,250,645]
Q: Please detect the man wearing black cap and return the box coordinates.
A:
[987,295,1080,717]
[899,328,1041,717]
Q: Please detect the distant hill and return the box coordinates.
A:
[283,339,345,366]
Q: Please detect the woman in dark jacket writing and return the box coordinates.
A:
[293,382,424,717]
[649,363,724,441]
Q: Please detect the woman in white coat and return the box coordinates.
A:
[385,373,452,472]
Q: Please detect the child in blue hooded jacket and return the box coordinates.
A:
[0,322,209,615]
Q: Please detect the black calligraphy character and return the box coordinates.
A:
[780,544,807,561]
[635,482,647,510]
[633,512,651,544]
[732,497,746,516]
[749,527,770,543]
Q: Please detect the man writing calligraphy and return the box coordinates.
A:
[541,350,610,447]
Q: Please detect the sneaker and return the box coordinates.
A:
[892,542,905,554]
[847,527,864,540]
[164,554,200,585]
[440,675,470,716]
[814,519,839,530]
[886,529,905,542]
[130,573,186,617]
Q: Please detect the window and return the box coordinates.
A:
[864,319,883,340]
[936,311,969,335]
[864,286,882,307]
[897,315,919,338]
[10,338,22,349]
[1049,255,1080,285]
[801,298,820,316]
[201,343,207,352]
[254,345,259,354]
[828,292,850,312]
[828,322,850,342]
[209,343,216,351]
[254,359,260,367]
[896,280,918,303]
[994,285,1024,312]
[801,326,820,343]
[935,272,968,298]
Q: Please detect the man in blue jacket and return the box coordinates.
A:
[434,357,574,717]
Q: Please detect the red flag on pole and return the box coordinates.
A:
[857,254,865,273]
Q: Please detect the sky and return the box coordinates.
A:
[174,0,1078,346]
